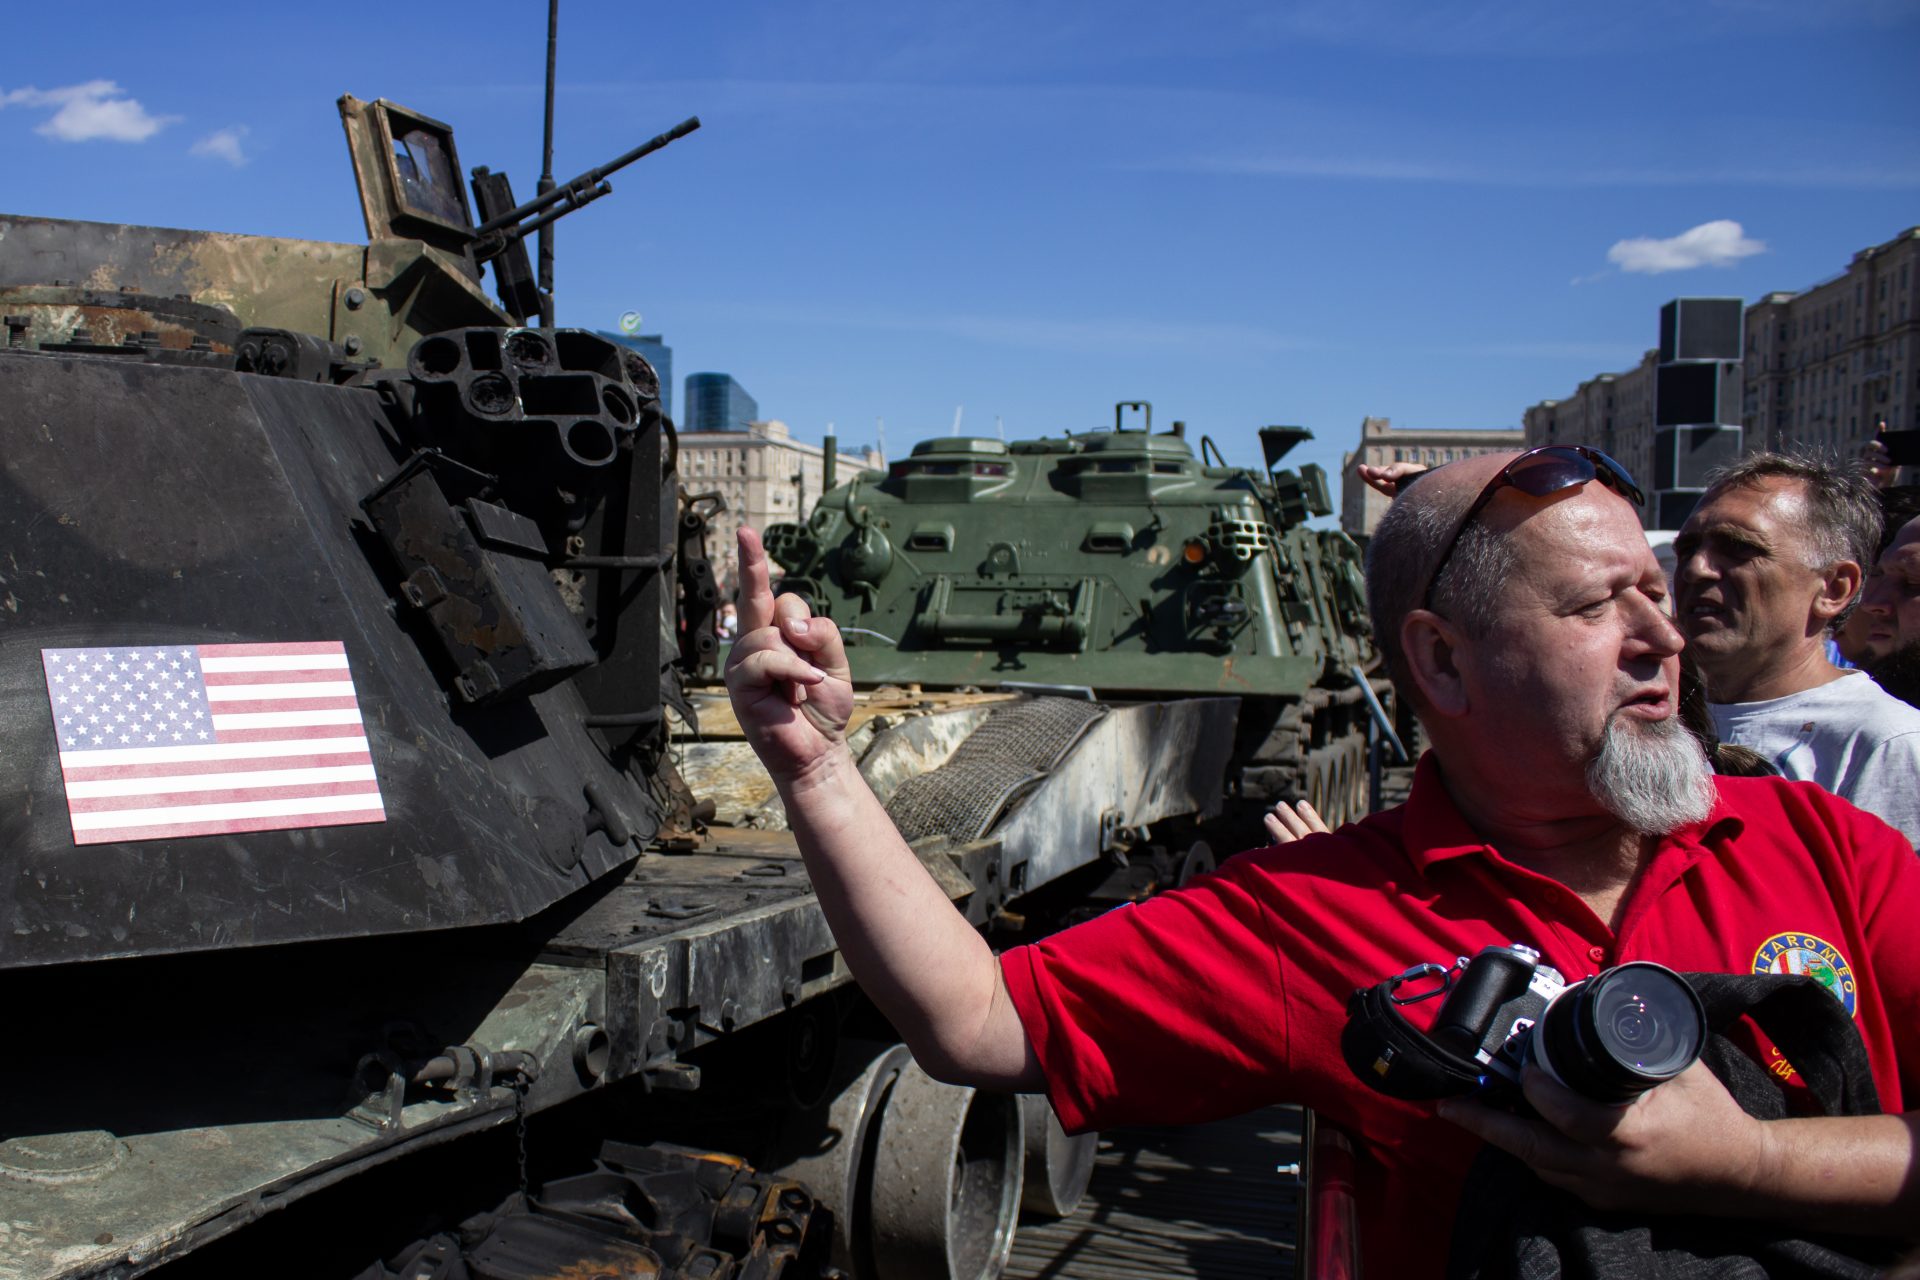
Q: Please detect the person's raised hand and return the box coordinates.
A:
[1438,1060,1771,1217]
[1864,432,1897,490]
[1357,461,1430,498]
[1264,798,1330,844]
[724,527,855,784]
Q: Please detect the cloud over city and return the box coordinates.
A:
[0,80,179,142]
[190,126,250,167]
[1605,219,1767,274]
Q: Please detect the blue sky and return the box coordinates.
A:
[6,1,1918,495]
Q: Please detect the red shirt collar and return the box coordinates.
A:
[1395,751,1745,876]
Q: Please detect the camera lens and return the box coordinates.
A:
[1533,962,1705,1104]
[1594,985,1684,1068]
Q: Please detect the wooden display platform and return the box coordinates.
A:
[1007,1106,1304,1280]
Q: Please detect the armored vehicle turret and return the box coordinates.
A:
[762,404,1387,833]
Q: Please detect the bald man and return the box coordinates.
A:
[725,447,1920,1271]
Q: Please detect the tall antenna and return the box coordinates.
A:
[950,405,964,437]
[537,0,559,323]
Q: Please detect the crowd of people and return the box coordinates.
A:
[723,441,1920,1274]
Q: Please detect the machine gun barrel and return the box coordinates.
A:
[502,181,612,248]
[472,115,701,239]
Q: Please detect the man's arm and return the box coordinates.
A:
[1442,1063,1920,1236]
[724,528,1042,1091]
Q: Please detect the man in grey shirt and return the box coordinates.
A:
[1676,454,1920,847]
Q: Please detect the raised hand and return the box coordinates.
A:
[1863,433,1897,490]
[724,526,856,783]
[1357,461,1430,498]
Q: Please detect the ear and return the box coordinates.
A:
[1810,559,1864,627]
[1400,609,1471,719]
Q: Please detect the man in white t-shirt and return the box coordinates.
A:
[1676,454,1920,847]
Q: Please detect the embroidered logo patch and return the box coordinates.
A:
[1752,932,1857,1017]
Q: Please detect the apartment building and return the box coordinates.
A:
[1742,227,1920,456]
[1523,227,1920,526]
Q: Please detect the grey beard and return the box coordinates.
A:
[1585,713,1715,835]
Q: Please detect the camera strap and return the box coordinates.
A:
[1342,971,1491,1100]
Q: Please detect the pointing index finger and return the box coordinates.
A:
[737,526,776,635]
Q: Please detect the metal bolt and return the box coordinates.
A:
[343,335,364,356]
[344,286,367,310]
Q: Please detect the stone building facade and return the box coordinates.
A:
[1742,227,1920,456]
[678,419,883,592]
[1521,350,1658,490]
[1522,226,1920,524]
[1339,417,1526,536]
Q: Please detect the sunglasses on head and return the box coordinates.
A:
[1413,445,1644,613]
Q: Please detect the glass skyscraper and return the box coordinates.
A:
[684,373,759,433]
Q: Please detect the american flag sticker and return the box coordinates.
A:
[40,641,387,845]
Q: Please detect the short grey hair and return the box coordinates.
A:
[1700,451,1881,629]
[1366,478,1518,700]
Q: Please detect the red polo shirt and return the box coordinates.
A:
[1001,757,1920,1275]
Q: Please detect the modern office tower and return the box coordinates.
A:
[684,373,759,433]
[1523,302,1743,531]
[596,331,673,419]
[1650,298,1745,530]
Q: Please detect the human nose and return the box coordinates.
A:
[1629,591,1686,659]
[1675,543,1715,590]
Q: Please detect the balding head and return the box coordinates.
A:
[1365,452,1525,697]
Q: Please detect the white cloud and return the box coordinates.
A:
[0,80,179,142]
[1606,220,1767,274]
[190,125,249,167]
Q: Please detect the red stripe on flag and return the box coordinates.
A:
[213,724,369,743]
[209,696,362,714]
[197,641,347,657]
[203,669,353,686]
[71,807,387,845]
[60,752,375,782]
[68,781,384,814]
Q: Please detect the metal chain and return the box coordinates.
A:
[512,1068,531,1203]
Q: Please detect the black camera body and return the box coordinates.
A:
[1343,943,1707,1105]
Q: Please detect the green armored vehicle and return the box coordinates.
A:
[760,404,1387,846]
